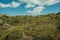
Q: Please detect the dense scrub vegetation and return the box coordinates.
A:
[0,12,60,40]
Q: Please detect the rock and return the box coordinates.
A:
[2,23,10,29]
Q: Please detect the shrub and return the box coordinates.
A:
[4,30,22,40]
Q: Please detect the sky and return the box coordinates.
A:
[0,0,60,16]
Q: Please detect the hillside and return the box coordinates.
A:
[0,12,60,40]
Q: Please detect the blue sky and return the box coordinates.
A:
[0,0,60,16]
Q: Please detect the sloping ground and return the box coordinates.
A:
[0,26,17,40]
[0,12,60,40]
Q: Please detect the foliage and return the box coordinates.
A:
[0,12,60,40]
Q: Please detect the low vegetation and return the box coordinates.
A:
[0,12,60,40]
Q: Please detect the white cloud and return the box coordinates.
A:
[0,3,11,8]
[0,1,21,8]
[19,0,60,5]
[11,1,21,8]
[45,0,60,5]
[27,10,32,13]
[19,0,60,14]
[25,4,34,8]
[19,0,41,5]
[27,6,45,15]
[29,6,45,14]
[0,0,60,14]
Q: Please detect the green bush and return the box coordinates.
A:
[4,30,22,40]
